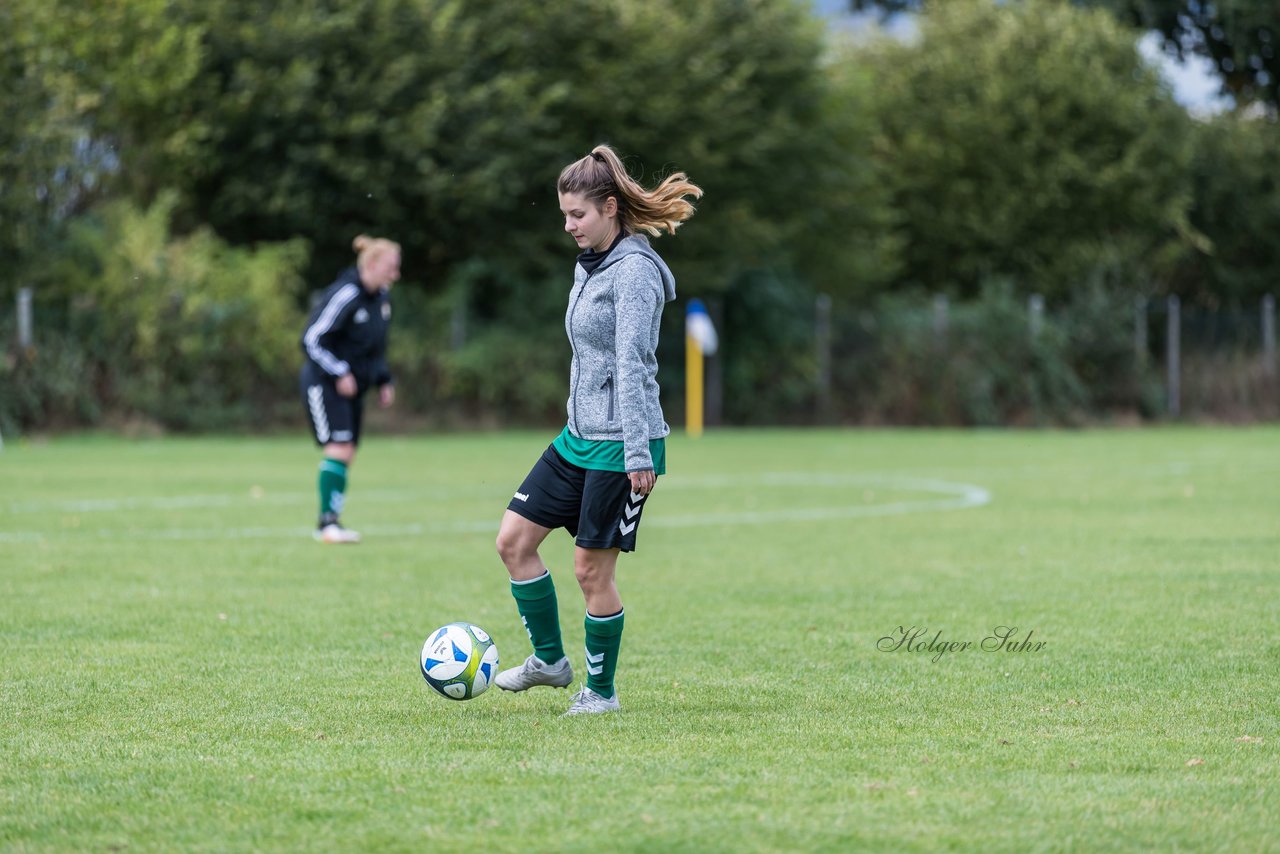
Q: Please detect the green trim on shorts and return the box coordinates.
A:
[552,426,666,475]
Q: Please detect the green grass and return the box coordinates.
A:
[2,427,1278,852]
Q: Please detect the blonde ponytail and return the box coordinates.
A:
[352,234,401,275]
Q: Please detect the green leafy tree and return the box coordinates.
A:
[1173,113,1280,304]
[1084,0,1279,107]
[13,0,902,426]
[0,1,82,297]
[849,0,1280,107]
[19,0,896,424]
[51,193,308,429]
[854,0,1196,297]
[1,0,205,295]
[37,0,892,297]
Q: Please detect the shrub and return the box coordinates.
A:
[40,193,309,431]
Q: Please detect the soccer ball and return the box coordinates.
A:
[420,622,500,701]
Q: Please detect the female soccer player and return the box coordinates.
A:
[494,145,702,714]
[299,234,400,543]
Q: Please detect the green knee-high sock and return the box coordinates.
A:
[317,458,348,525]
[510,572,565,664]
[585,609,625,699]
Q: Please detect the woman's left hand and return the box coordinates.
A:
[379,384,396,408]
[628,469,656,496]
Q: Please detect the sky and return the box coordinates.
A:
[814,2,1232,116]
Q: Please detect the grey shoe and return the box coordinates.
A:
[563,686,621,716]
[494,654,573,692]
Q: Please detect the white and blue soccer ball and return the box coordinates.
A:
[420,622,499,701]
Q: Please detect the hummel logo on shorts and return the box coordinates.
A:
[514,491,530,502]
[618,491,646,536]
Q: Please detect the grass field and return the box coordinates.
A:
[2,427,1278,852]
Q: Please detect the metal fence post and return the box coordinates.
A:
[449,297,466,351]
[1166,295,1180,417]
[17,287,33,350]
[932,294,949,352]
[815,293,832,421]
[1134,296,1148,370]
[705,297,723,428]
[1262,294,1276,378]
[1028,294,1044,340]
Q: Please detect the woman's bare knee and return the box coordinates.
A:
[322,442,355,464]
[496,511,551,579]
[495,528,527,564]
[573,549,617,592]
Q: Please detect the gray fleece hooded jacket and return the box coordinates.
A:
[564,234,677,472]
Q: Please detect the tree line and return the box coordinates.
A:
[2,0,1277,433]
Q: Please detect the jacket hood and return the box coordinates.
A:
[594,234,677,302]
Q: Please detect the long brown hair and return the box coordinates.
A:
[557,144,702,237]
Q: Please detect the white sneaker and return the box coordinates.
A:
[494,654,573,692]
[563,686,620,716]
[314,523,361,544]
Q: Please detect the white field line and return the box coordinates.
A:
[2,487,483,514]
[0,474,990,543]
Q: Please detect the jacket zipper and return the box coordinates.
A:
[568,271,592,430]
[602,374,614,423]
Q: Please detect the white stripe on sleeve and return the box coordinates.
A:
[303,283,360,376]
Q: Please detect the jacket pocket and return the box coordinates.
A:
[601,374,615,424]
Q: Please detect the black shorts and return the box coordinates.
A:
[507,446,651,552]
[301,377,364,447]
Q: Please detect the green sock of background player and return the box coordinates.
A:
[317,458,347,525]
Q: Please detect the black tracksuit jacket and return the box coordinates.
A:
[299,267,392,394]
